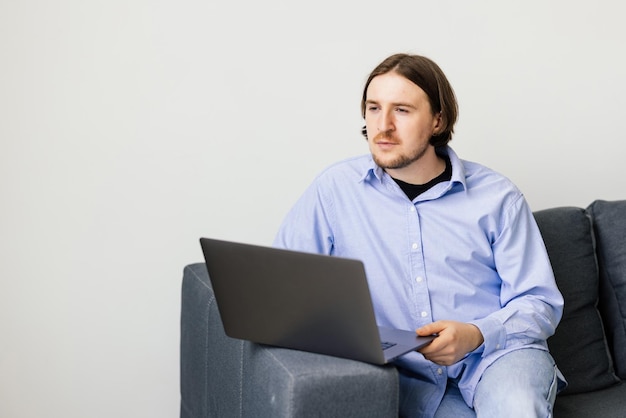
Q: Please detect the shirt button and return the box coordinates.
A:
[437,368,443,375]
[412,243,418,250]
[421,311,428,318]
[496,344,501,349]
[410,206,416,212]
[416,276,424,283]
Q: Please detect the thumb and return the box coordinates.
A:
[416,321,442,336]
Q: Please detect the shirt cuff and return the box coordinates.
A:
[470,316,507,357]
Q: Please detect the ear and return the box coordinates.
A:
[432,111,443,134]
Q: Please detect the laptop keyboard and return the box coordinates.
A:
[381,341,397,350]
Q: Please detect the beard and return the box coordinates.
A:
[371,132,430,170]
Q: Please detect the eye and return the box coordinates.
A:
[395,107,409,113]
[366,104,379,112]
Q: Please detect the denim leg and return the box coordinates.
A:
[434,379,476,418]
[399,371,476,418]
[473,348,559,418]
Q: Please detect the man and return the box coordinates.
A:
[273,53,565,417]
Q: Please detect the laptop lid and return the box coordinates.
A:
[199,237,434,364]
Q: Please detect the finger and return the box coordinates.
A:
[417,335,444,355]
[416,321,444,336]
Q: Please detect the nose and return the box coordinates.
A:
[378,109,395,133]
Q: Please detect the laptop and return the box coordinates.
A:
[199,237,435,365]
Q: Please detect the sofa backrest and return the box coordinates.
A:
[587,200,626,379]
[534,204,621,395]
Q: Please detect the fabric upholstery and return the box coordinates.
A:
[180,263,399,418]
[554,382,626,417]
[589,199,626,379]
[534,207,619,394]
[180,263,245,417]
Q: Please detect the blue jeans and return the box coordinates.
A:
[430,349,559,417]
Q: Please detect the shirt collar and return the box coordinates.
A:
[360,146,467,191]
[439,146,467,191]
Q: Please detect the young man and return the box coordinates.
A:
[273,53,565,417]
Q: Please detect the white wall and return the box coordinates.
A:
[1,1,624,417]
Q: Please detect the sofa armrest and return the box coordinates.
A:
[180,263,399,418]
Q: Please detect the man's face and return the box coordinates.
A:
[364,72,441,173]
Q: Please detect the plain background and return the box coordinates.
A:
[1,1,625,417]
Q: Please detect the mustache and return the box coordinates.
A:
[361,127,398,143]
[372,131,398,143]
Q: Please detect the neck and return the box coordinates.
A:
[385,149,446,185]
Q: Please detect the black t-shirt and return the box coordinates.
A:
[392,156,452,201]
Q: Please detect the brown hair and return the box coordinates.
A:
[361,53,458,147]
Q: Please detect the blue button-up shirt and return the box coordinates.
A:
[273,146,564,415]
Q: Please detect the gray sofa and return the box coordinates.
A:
[180,199,626,417]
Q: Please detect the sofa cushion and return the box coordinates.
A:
[588,199,626,379]
[534,207,619,394]
[553,382,626,417]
